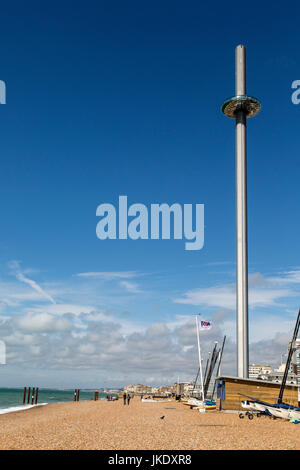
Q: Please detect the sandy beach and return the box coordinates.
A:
[0,399,299,450]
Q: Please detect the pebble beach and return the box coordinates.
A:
[0,398,299,450]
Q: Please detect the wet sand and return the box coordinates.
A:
[0,399,299,450]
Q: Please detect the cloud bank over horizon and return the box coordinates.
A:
[0,262,299,388]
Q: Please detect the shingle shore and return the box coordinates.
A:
[0,398,299,450]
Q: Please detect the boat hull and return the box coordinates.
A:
[266,407,290,420]
[252,403,267,413]
[288,409,300,420]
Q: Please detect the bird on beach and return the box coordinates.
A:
[160,416,165,419]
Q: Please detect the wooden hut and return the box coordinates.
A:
[215,376,299,410]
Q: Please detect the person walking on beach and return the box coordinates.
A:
[127,393,131,405]
[123,392,127,405]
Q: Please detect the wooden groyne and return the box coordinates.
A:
[23,387,39,405]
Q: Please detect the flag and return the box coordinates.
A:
[199,320,212,330]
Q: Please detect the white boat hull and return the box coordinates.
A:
[288,409,300,420]
[241,400,256,411]
[266,407,290,420]
[252,403,267,413]
[188,398,204,407]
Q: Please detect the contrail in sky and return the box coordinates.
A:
[9,261,56,304]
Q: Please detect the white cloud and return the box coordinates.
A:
[119,280,143,293]
[75,271,139,280]
[174,272,296,309]
[249,314,296,342]
[15,312,72,333]
[175,285,236,309]
[0,306,294,387]
[78,343,97,355]
[269,269,300,285]
[27,303,97,317]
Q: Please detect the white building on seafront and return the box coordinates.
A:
[249,341,300,391]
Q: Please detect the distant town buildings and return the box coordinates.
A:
[249,364,273,379]
[123,381,204,397]
[122,343,300,399]
[123,384,173,395]
[249,342,300,390]
[249,363,297,384]
[174,382,202,396]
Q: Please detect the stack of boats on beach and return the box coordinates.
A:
[241,399,300,423]
[181,397,216,411]
[178,317,224,413]
[159,317,224,413]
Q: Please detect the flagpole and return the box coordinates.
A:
[195,315,205,403]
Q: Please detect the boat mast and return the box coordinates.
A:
[203,353,211,387]
[203,341,219,399]
[212,335,226,399]
[192,367,200,396]
[195,315,205,402]
[278,309,300,404]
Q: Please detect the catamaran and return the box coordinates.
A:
[187,317,225,412]
[185,397,216,410]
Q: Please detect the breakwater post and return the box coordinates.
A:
[27,387,31,404]
[74,389,80,401]
[24,387,38,405]
[31,387,35,405]
[94,391,99,401]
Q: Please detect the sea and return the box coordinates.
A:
[0,388,118,414]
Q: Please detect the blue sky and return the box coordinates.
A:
[0,1,299,387]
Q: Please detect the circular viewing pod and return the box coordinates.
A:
[221,95,261,118]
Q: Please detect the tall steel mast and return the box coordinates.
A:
[222,46,261,377]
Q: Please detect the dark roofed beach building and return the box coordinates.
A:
[215,376,299,411]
